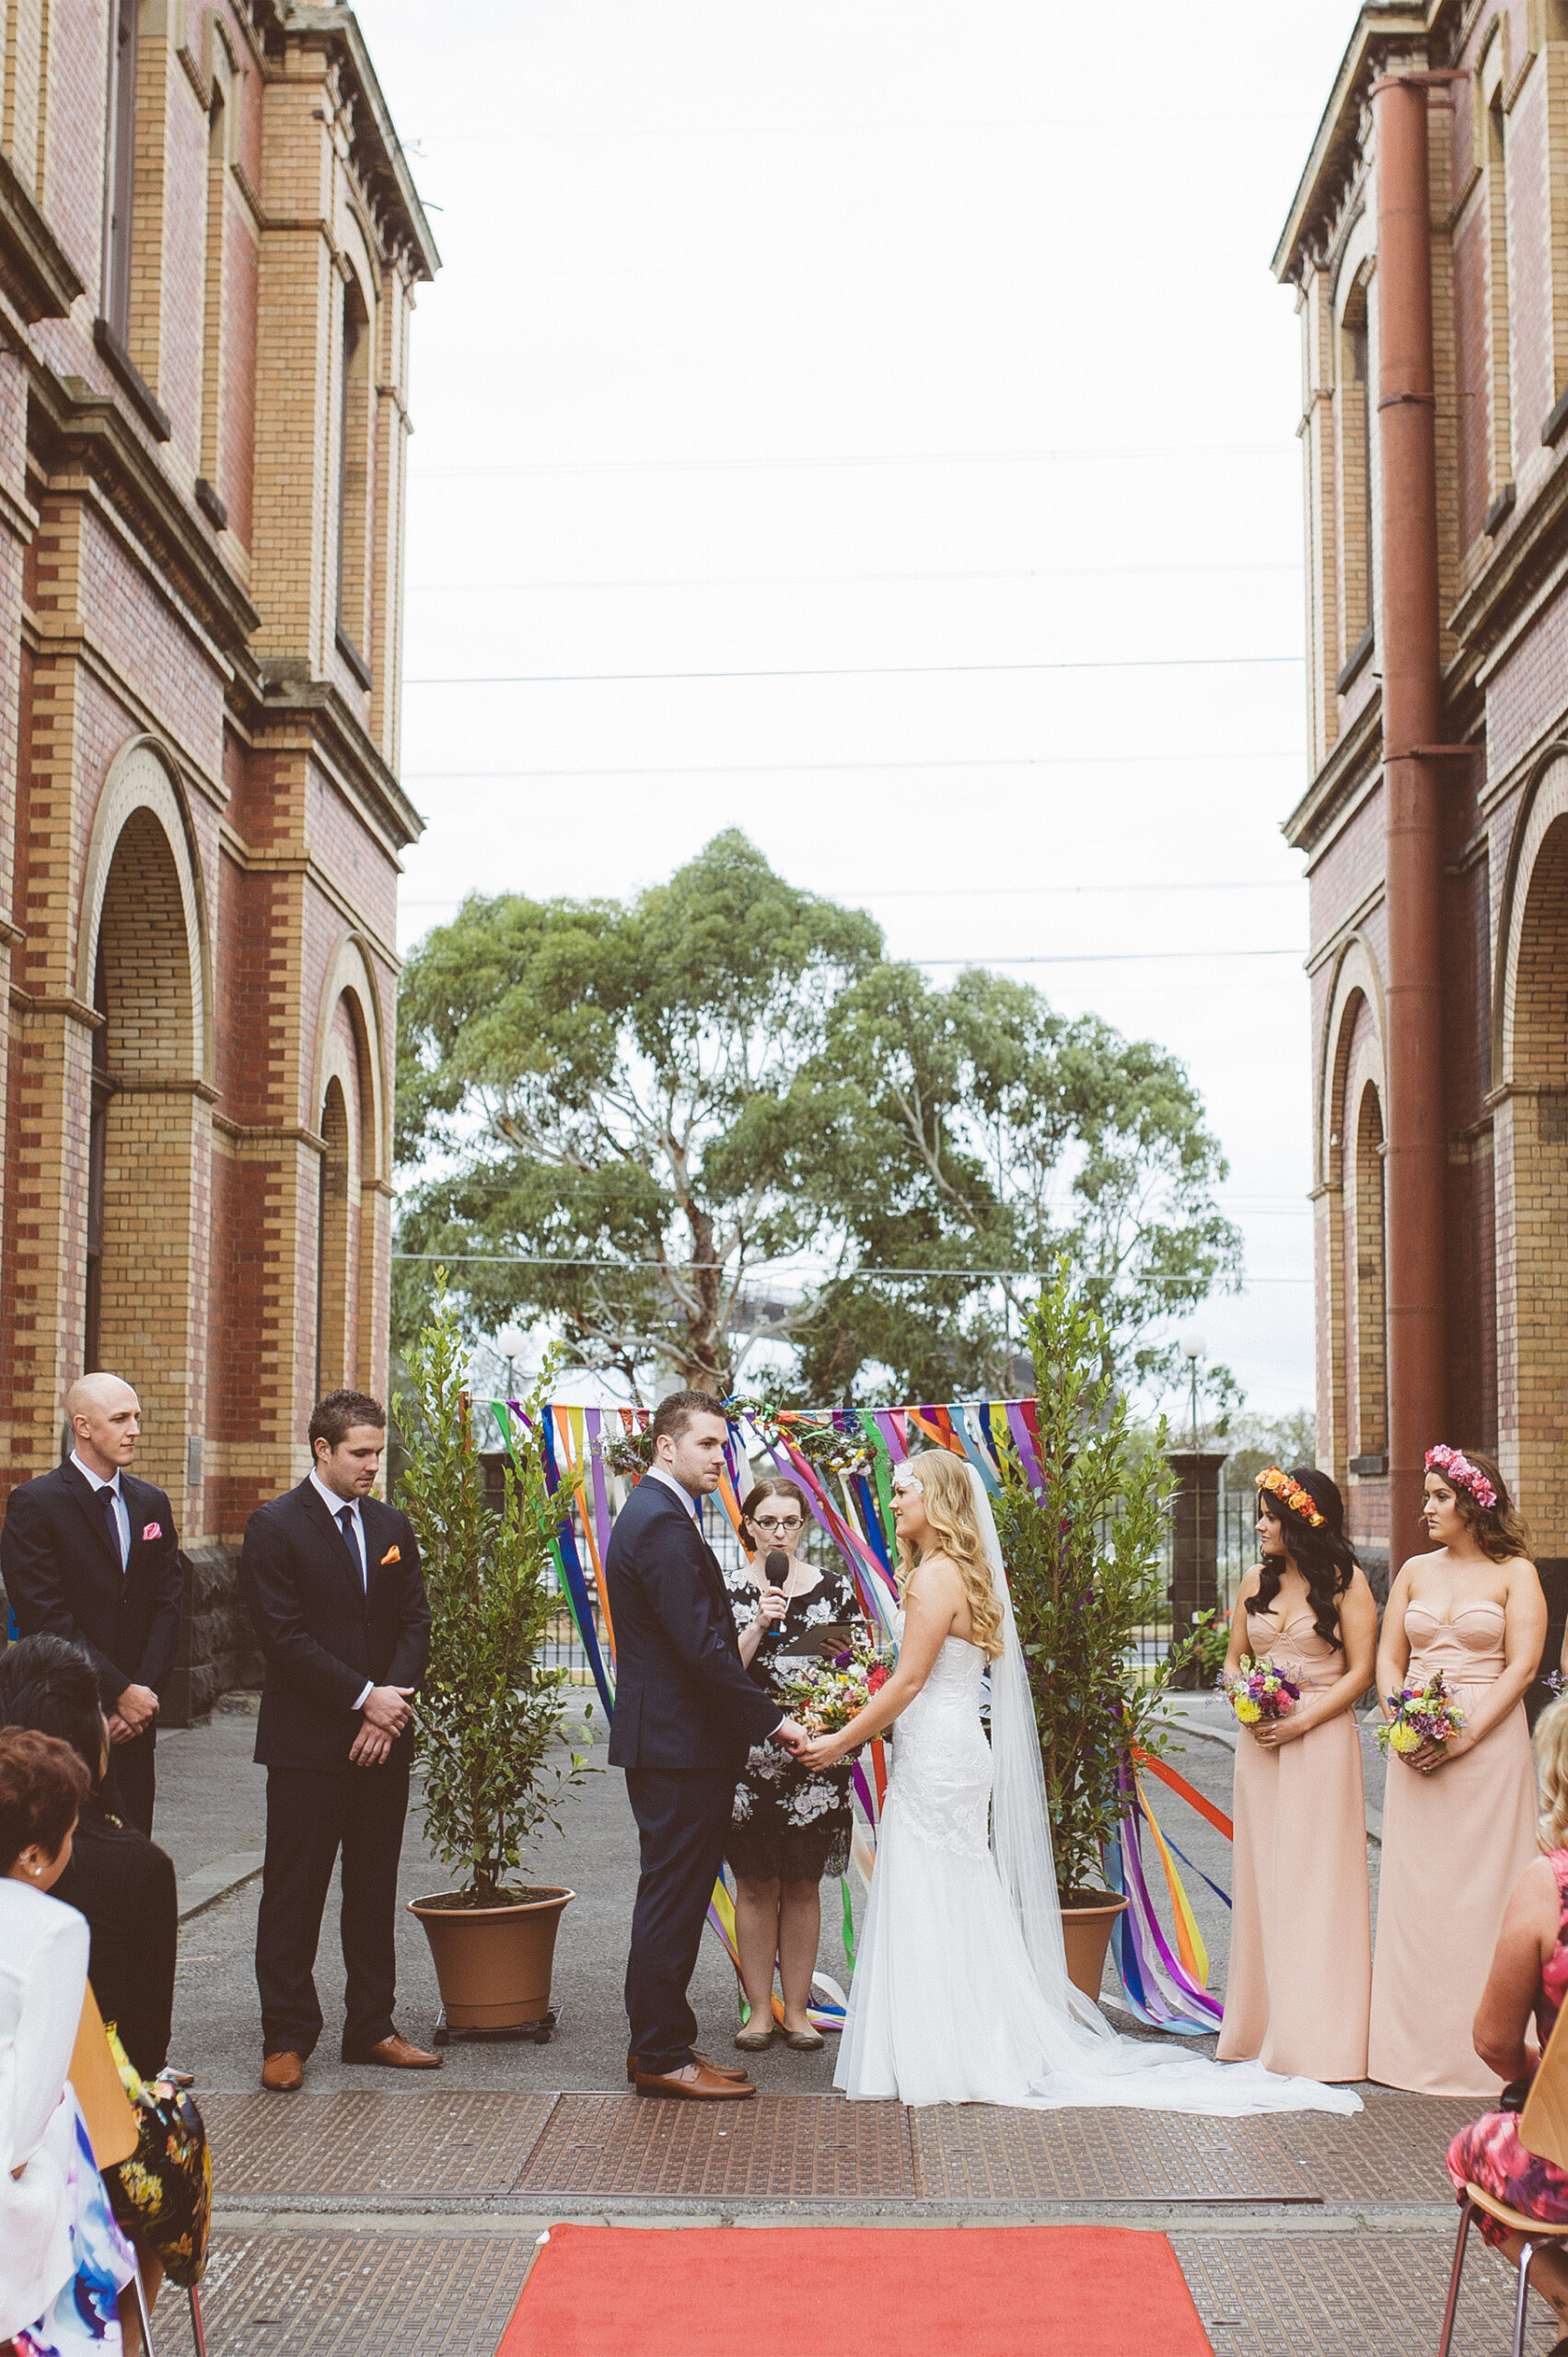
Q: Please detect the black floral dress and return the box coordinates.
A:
[723,1560,859,1884]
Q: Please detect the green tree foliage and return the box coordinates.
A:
[993,1258,1202,1899]
[396,1285,592,1903]
[395,832,1240,1401]
[395,831,879,1391]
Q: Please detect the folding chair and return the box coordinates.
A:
[1439,2004,1568,2357]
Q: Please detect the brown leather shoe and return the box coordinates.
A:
[634,2059,758,2100]
[627,2049,749,2083]
[261,2049,305,2092]
[346,2033,443,2070]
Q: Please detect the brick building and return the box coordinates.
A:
[1278,1,1568,1591]
[0,2,436,1710]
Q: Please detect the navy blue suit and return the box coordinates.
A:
[606,1472,781,2072]
[239,1478,430,2059]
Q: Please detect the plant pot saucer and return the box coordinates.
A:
[433,2005,559,2049]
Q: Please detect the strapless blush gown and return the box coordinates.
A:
[1216,1611,1371,2081]
[1368,1602,1539,2096]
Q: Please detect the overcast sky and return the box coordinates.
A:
[357,0,1361,1420]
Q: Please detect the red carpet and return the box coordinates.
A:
[495,2223,1214,2355]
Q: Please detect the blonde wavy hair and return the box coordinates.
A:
[893,1447,1005,1659]
[1538,1695,1568,1853]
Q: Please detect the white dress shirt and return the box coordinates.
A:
[646,1462,703,1525]
[309,1469,374,1712]
[70,1449,129,1569]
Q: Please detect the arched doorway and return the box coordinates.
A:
[1499,800,1568,1548]
[83,784,206,1500]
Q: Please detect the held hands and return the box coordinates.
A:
[796,1730,843,1771]
[772,1714,810,1757]
[113,1682,159,1740]
[350,1683,416,1769]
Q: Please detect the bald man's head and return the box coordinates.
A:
[65,1374,140,1478]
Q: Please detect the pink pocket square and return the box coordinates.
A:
[142,1521,162,1541]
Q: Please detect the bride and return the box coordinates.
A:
[796,1449,1359,2115]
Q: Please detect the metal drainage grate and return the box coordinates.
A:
[149,2233,535,2357]
[909,2105,1321,2203]
[1174,2230,1562,2356]
[1274,2093,1481,2206]
[203,2091,557,2197]
[510,2091,917,2200]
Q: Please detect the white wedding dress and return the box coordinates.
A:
[835,1492,1361,2117]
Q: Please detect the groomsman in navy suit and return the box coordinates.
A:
[240,1388,436,2090]
[0,1372,184,1832]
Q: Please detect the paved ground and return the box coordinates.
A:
[138,1699,1543,2357]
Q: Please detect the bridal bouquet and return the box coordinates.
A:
[1224,1654,1300,1725]
[1378,1670,1467,1757]
[772,1630,892,1736]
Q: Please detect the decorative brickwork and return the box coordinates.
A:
[0,3,436,1716]
[1281,5,1568,1571]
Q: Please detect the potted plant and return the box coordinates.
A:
[397,1284,594,2039]
[994,1257,1199,2001]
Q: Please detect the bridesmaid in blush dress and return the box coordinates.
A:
[1368,1446,1546,2096]
[1217,1466,1376,2081]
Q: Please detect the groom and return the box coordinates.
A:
[607,1389,807,2100]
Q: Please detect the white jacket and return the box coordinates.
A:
[0,1879,88,2339]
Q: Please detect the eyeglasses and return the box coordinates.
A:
[751,1515,804,1534]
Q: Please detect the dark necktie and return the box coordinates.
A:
[99,1483,125,1571]
[337,1504,365,1589]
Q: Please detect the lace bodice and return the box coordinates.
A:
[887,1616,993,1860]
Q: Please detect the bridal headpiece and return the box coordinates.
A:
[1424,1444,1497,1510]
[1254,1465,1326,1527]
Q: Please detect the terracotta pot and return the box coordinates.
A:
[407,1887,575,2029]
[1059,1891,1131,2003]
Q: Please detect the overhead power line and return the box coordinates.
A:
[406,654,1304,688]
[398,877,1306,911]
[401,749,1304,781]
[915,947,1303,967]
[415,438,1292,482]
[407,559,1306,594]
[392,1251,1308,1284]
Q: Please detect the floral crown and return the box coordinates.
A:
[1255,1466,1326,1527]
[1424,1445,1498,1511]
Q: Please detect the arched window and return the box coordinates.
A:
[1485,64,1514,511]
[316,1076,351,1397]
[103,0,138,338]
[1338,273,1375,670]
[336,280,373,674]
[1353,1082,1388,1460]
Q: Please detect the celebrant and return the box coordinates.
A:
[1216,1466,1376,2082]
[722,1477,859,2053]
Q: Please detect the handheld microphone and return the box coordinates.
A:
[764,1550,789,1585]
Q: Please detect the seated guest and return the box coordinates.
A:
[1446,1695,1568,2339]
[0,1722,137,2356]
[0,1633,178,2079]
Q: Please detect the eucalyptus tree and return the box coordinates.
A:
[395,831,1240,1403]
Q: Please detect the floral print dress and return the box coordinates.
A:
[723,1559,859,1884]
[1447,1848,1568,2237]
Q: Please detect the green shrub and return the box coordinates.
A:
[396,1285,593,1902]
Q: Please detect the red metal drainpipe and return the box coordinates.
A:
[1371,70,1460,1569]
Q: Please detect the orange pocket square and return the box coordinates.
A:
[379,1544,401,1565]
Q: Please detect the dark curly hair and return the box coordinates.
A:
[1253,1465,1358,1646]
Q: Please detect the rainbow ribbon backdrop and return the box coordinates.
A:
[488,1393,1231,2036]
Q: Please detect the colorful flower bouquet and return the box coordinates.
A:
[1377,1670,1466,1757]
[1224,1654,1300,1725]
[772,1630,892,1736]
